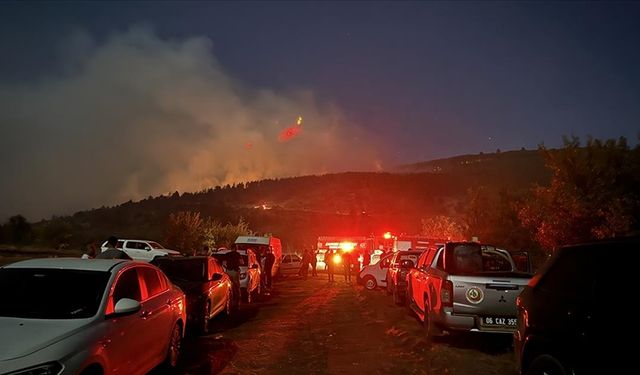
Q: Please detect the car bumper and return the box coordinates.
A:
[434,308,517,334]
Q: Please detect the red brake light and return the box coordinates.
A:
[441,280,454,307]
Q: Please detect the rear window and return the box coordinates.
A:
[392,252,421,267]
[445,244,514,275]
[154,259,207,282]
[536,246,595,299]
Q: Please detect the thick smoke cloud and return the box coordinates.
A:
[0,27,380,220]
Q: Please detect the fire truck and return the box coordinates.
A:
[316,236,375,270]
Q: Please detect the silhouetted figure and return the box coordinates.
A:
[342,250,352,283]
[310,247,318,277]
[96,236,132,260]
[325,249,335,282]
[225,248,243,306]
[264,249,276,294]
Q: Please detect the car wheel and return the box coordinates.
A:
[526,354,571,375]
[200,301,211,335]
[163,323,182,369]
[423,299,434,345]
[363,276,377,290]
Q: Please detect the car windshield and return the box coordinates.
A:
[155,259,206,282]
[392,252,421,266]
[0,268,110,319]
[149,242,165,249]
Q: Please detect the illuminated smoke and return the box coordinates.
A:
[0,27,381,220]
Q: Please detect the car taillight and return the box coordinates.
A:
[441,280,454,307]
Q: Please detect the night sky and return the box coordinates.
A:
[1,1,639,219]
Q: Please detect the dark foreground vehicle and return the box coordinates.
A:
[515,237,639,375]
[153,256,235,334]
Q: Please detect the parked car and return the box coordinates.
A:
[515,237,637,375]
[100,239,182,262]
[407,242,531,341]
[211,249,261,303]
[385,250,423,305]
[357,252,394,290]
[152,256,235,334]
[0,258,186,375]
[280,253,303,274]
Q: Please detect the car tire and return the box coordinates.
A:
[163,323,182,370]
[363,276,377,290]
[526,354,571,375]
[423,299,435,345]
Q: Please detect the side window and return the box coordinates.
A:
[113,268,141,303]
[282,255,290,264]
[139,267,164,298]
[116,240,125,249]
[142,242,151,250]
[434,250,444,270]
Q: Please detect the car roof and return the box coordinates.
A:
[3,258,133,272]
[154,255,209,262]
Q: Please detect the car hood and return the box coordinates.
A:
[0,317,89,361]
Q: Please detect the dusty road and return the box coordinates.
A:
[173,275,517,375]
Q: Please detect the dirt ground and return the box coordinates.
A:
[173,274,517,375]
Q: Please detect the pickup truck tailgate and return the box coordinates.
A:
[450,274,530,316]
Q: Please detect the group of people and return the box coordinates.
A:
[324,248,357,283]
[298,246,318,279]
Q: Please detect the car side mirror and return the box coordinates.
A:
[211,273,224,281]
[112,298,141,316]
[251,264,259,269]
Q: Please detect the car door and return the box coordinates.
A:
[249,252,260,292]
[123,241,146,261]
[209,258,226,314]
[102,267,147,375]
[375,254,392,286]
[138,266,174,368]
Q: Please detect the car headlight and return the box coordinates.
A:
[6,362,63,375]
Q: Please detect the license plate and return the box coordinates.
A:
[482,316,517,327]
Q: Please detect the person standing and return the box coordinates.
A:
[95,236,132,260]
[299,246,310,280]
[362,247,371,267]
[325,249,335,282]
[225,247,243,306]
[264,249,276,295]
[342,250,352,283]
[310,247,318,277]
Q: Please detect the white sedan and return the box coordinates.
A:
[0,258,186,375]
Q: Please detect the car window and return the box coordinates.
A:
[149,241,165,249]
[416,251,429,268]
[116,240,124,249]
[113,268,141,303]
[537,247,595,300]
[0,268,110,319]
[292,255,301,262]
[380,256,391,268]
[282,255,291,263]
[139,267,164,298]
